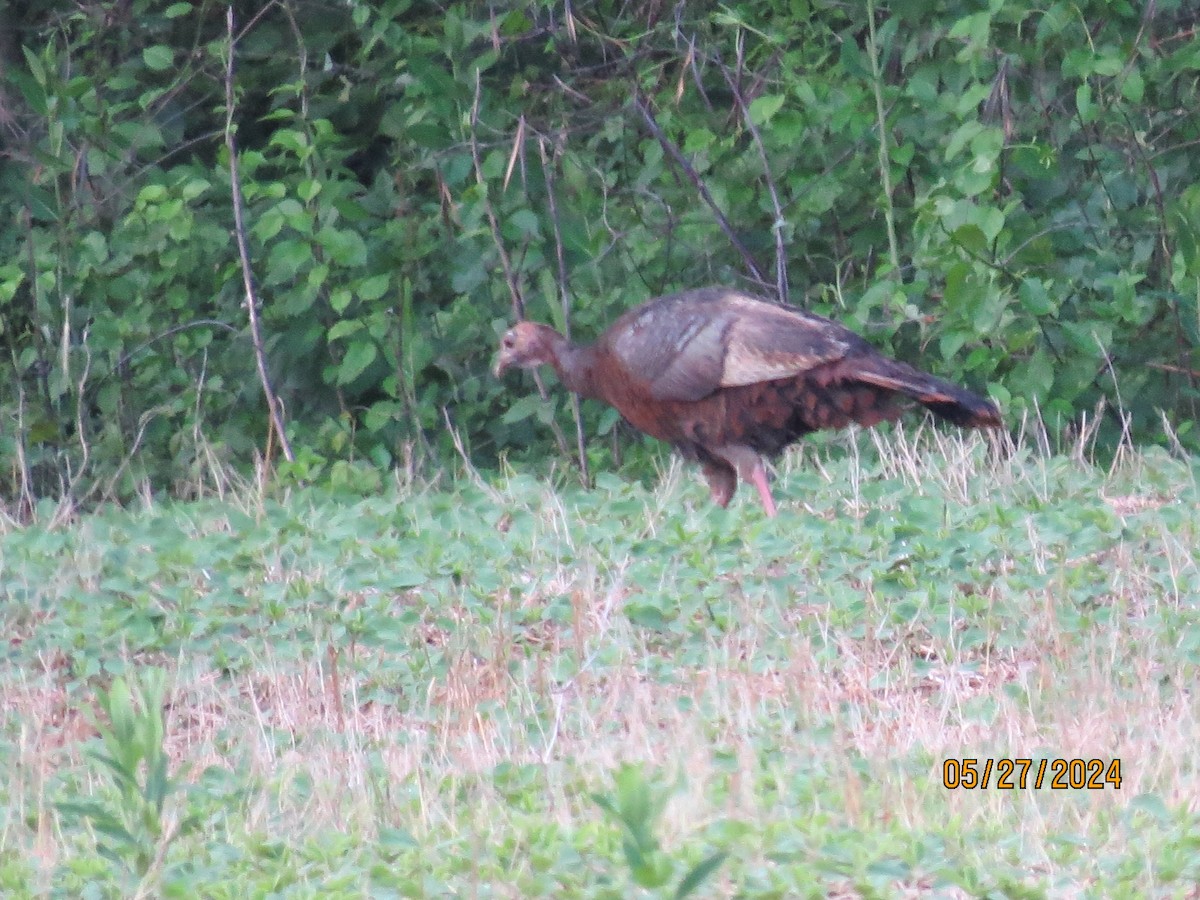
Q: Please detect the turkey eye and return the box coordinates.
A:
[503,334,515,348]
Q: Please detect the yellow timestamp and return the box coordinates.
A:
[943,758,1122,790]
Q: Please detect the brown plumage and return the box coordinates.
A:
[494,287,1002,517]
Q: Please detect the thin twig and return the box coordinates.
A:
[9,385,32,521]
[14,208,40,516]
[686,35,714,111]
[503,114,525,192]
[538,133,590,486]
[279,3,310,124]
[1117,107,1172,266]
[442,407,504,501]
[1147,361,1200,378]
[224,7,294,463]
[471,72,525,323]
[469,73,571,458]
[632,91,767,287]
[1095,333,1134,471]
[1115,103,1191,390]
[72,323,91,499]
[865,0,901,288]
[721,40,788,302]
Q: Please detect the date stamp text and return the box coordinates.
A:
[943,758,1121,790]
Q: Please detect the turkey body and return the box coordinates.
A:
[495,287,1002,516]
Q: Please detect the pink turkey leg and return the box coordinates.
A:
[751,462,777,518]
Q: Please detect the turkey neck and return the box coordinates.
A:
[546,330,602,400]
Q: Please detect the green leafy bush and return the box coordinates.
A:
[2,1,1197,505]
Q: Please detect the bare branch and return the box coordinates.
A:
[224,7,294,463]
[632,91,768,288]
[503,114,525,193]
[1148,361,1200,378]
[721,43,789,303]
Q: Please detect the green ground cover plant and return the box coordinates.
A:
[2,427,1198,896]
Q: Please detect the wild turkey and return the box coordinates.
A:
[494,287,1001,517]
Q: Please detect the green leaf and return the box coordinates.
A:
[451,258,487,294]
[945,121,983,162]
[317,227,368,267]
[625,601,669,630]
[363,400,405,432]
[951,224,988,255]
[80,231,109,267]
[632,856,673,889]
[143,46,174,71]
[271,128,309,155]
[1121,69,1144,103]
[939,329,969,362]
[357,274,390,302]
[327,319,363,342]
[1019,278,1054,316]
[298,178,321,202]
[499,9,533,36]
[947,11,991,45]
[254,210,285,242]
[748,93,786,126]
[683,128,716,153]
[136,184,169,205]
[507,209,540,238]
[266,239,313,283]
[1024,347,1055,399]
[500,394,545,425]
[0,265,25,305]
[180,177,211,201]
[337,340,378,384]
[1075,83,1094,124]
[1091,50,1124,77]
[675,852,728,899]
[21,46,47,87]
[976,206,1005,244]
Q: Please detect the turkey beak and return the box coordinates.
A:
[492,353,509,378]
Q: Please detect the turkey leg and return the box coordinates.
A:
[749,462,778,518]
[700,458,738,508]
[712,445,778,518]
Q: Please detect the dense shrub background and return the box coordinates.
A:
[2,0,1198,505]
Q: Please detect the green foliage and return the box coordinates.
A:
[1,1,1198,503]
[591,764,727,897]
[55,669,199,892]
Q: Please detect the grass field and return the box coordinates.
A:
[2,425,1199,897]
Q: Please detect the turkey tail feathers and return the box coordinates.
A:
[852,364,1001,429]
